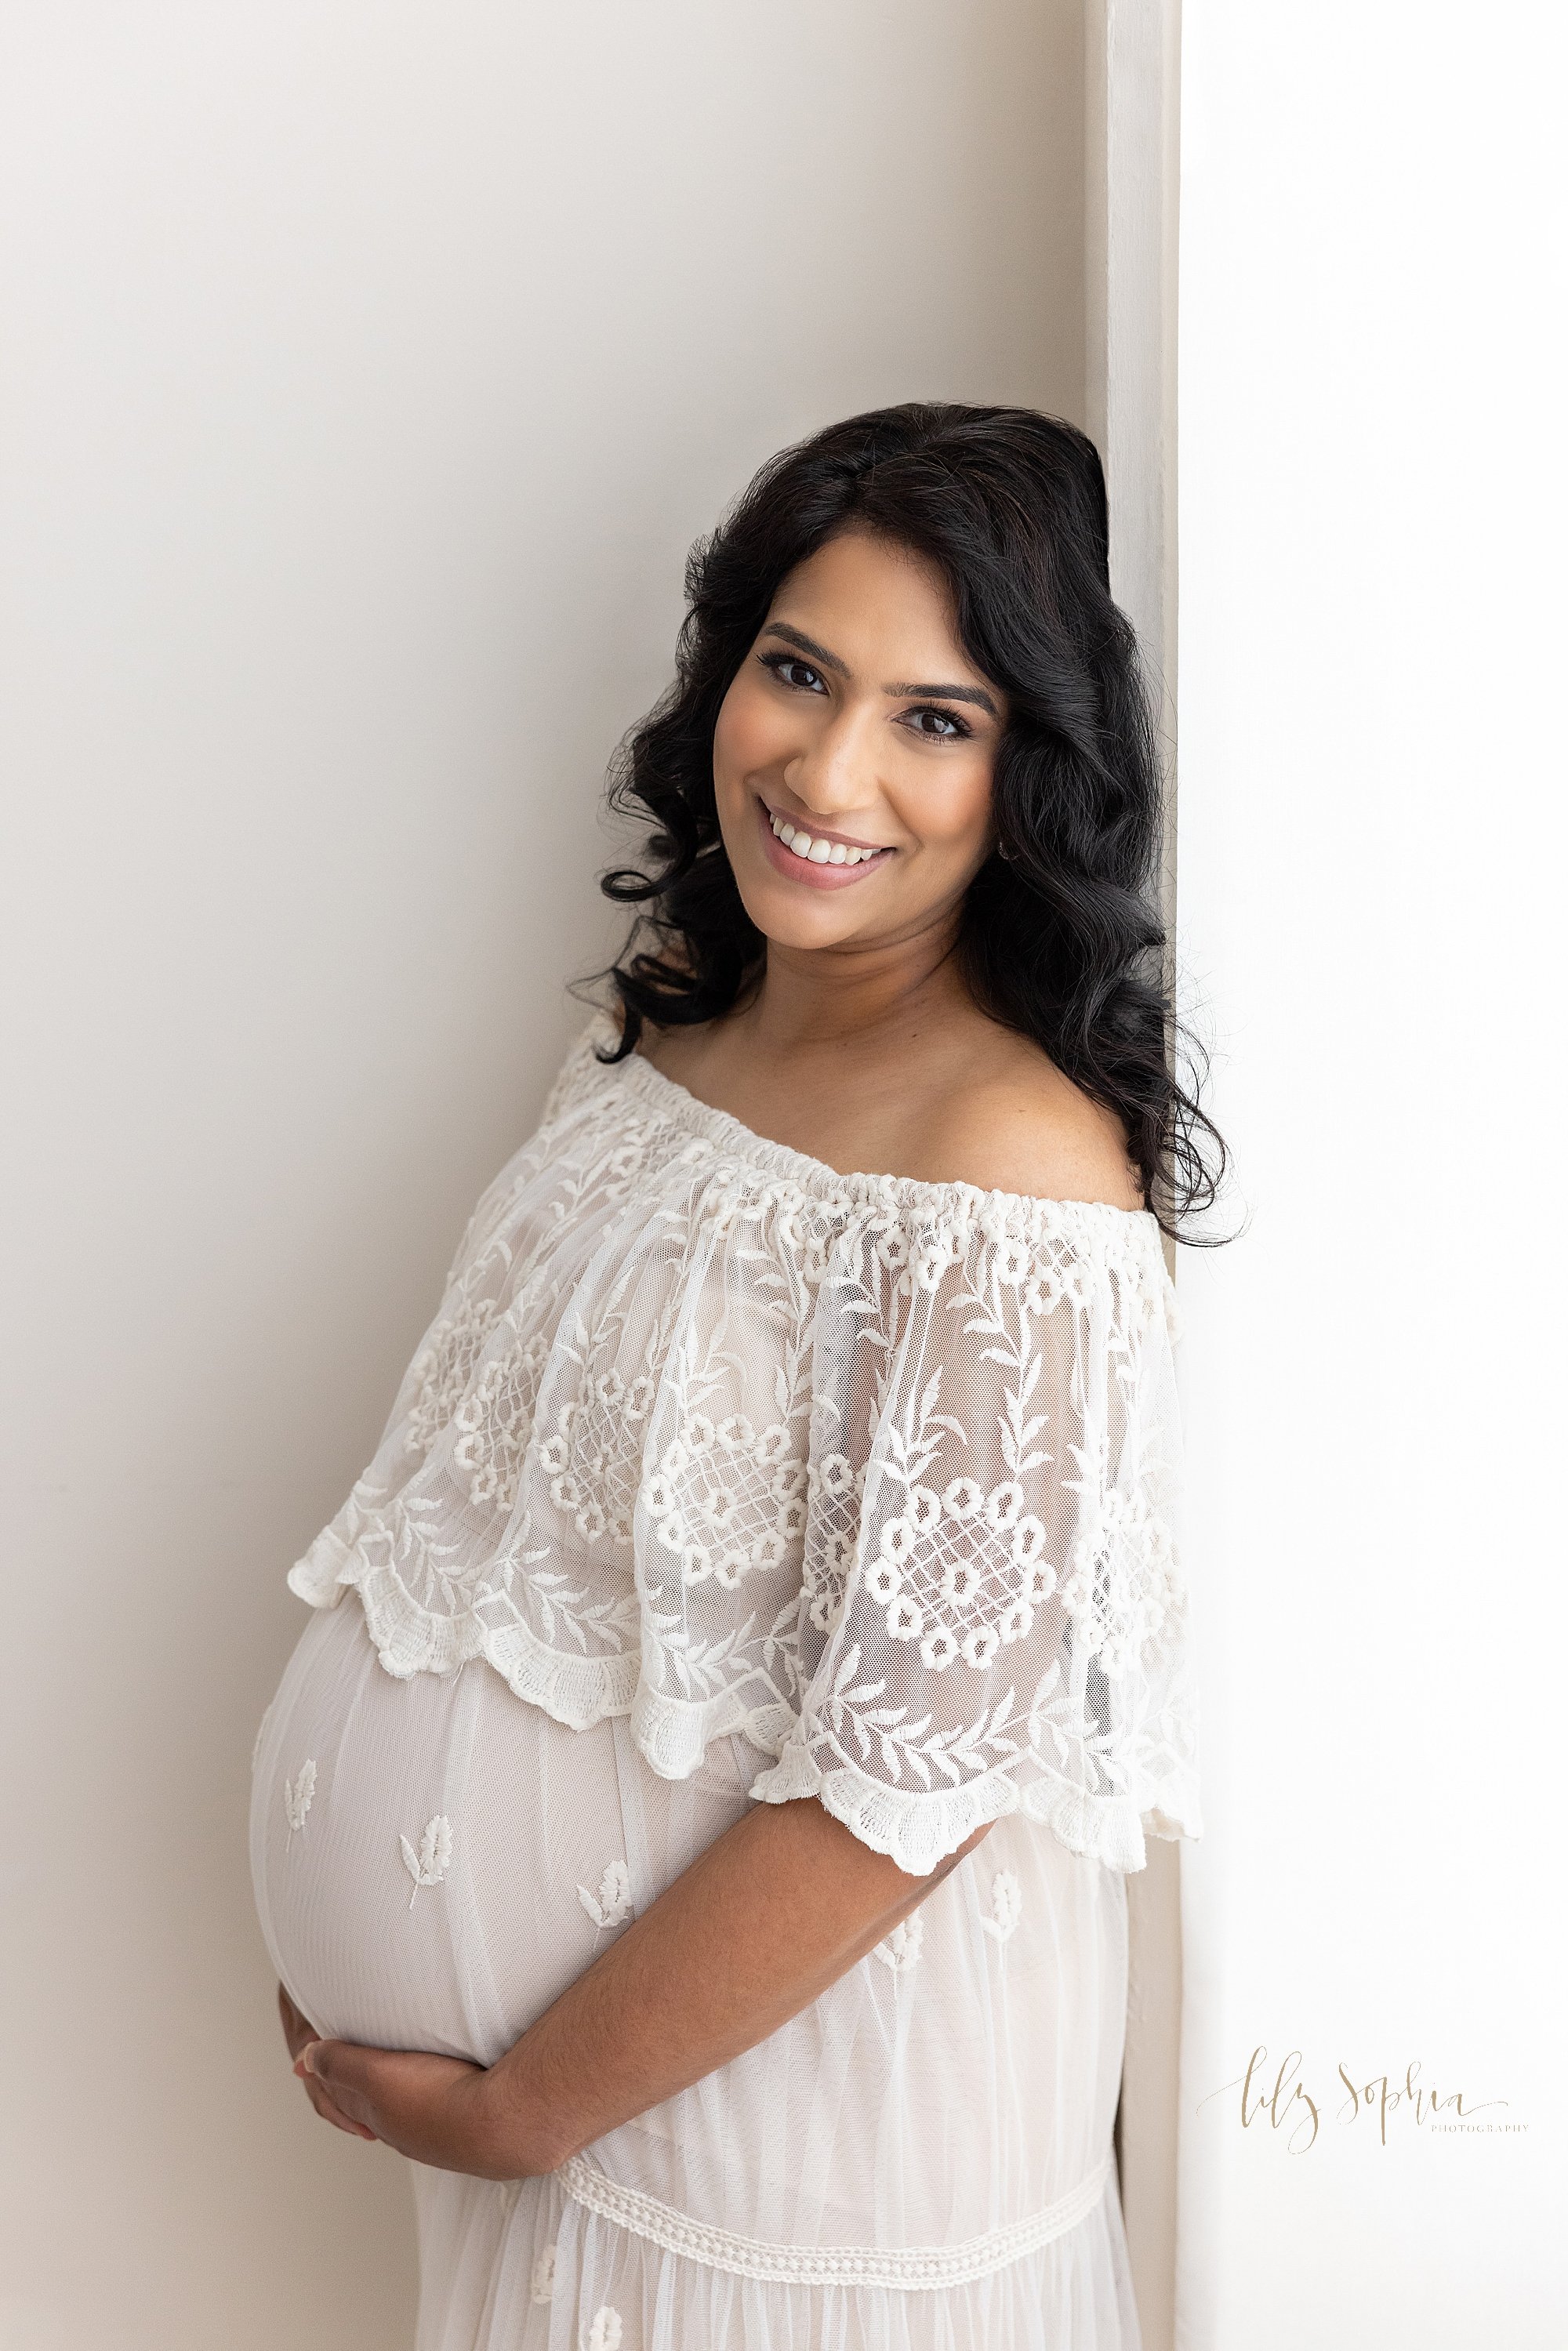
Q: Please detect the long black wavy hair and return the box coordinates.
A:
[594,401,1225,1241]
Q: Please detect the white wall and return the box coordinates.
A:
[0,5,1086,2344]
[1174,6,1565,2344]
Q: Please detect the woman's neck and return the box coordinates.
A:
[733,927,972,1061]
[634,914,1022,1182]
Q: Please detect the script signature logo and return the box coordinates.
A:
[1197,2046,1519,2153]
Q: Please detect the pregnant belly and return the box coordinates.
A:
[249,1594,753,2066]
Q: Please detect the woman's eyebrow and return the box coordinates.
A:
[762,621,999,717]
[760,621,850,676]
[884,678,999,716]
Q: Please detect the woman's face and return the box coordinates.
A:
[712,528,1007,956]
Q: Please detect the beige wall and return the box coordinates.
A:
[0,5,1085,2344]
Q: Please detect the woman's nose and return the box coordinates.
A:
[783,701,880,815]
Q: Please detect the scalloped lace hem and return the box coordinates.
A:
[746,1733,1195,1876]
[286,1538,798,1761]
[287,1548,1198,1874]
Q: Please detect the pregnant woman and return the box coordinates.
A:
[250,401,1218,2350]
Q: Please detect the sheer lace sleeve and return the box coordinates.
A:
[750,1199,1198,1875]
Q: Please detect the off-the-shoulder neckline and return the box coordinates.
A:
[576,1011,1164,1237]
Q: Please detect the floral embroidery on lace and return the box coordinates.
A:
[283,1759,315,1841]
[1058,1488,1181,1680]
[875,1914,924,1973]
[401,1813,452,1907]
[404,1293,503,1463]
[586,2309,623,2351]
[979,1869,1022,1943]
[578,1859,633,1932]
[286,1014,1198,1878]
[452,1328,550,1513]
[529,2244,556,2302]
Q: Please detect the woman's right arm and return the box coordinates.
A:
[293,1792,989,2178]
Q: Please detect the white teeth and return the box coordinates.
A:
[767,808,884,868]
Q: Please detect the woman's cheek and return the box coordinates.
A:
[715,673,803,792]
[885,759,995,868]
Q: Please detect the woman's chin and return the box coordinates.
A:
[734,865,888,949]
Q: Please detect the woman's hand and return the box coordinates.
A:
[277,1983,379,2143]
[296,2040,523,2179]
[276,1981,532,2175]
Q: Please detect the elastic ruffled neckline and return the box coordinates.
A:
[582,1010,1170,1251]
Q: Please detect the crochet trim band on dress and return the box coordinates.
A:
[554,2150,1114,2289]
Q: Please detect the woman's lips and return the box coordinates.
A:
[753,796,894,891]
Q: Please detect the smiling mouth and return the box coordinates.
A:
[759,796,894,872]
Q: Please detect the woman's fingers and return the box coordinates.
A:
[307,2079,379,2140]
[298,2038,385,2132]
[294,2049,379,2139]
[278,1986,379,2141]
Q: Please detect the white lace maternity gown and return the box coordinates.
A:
[250,1013,1200,2350]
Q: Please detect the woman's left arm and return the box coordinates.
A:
[296,1794,988,2178]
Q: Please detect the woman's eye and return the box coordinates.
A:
[761,654,826,694]
[902,706,969,741]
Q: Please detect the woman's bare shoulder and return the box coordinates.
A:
[912,1036,1144,1211]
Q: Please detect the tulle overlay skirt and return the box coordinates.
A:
[251,1595,1142,2349]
